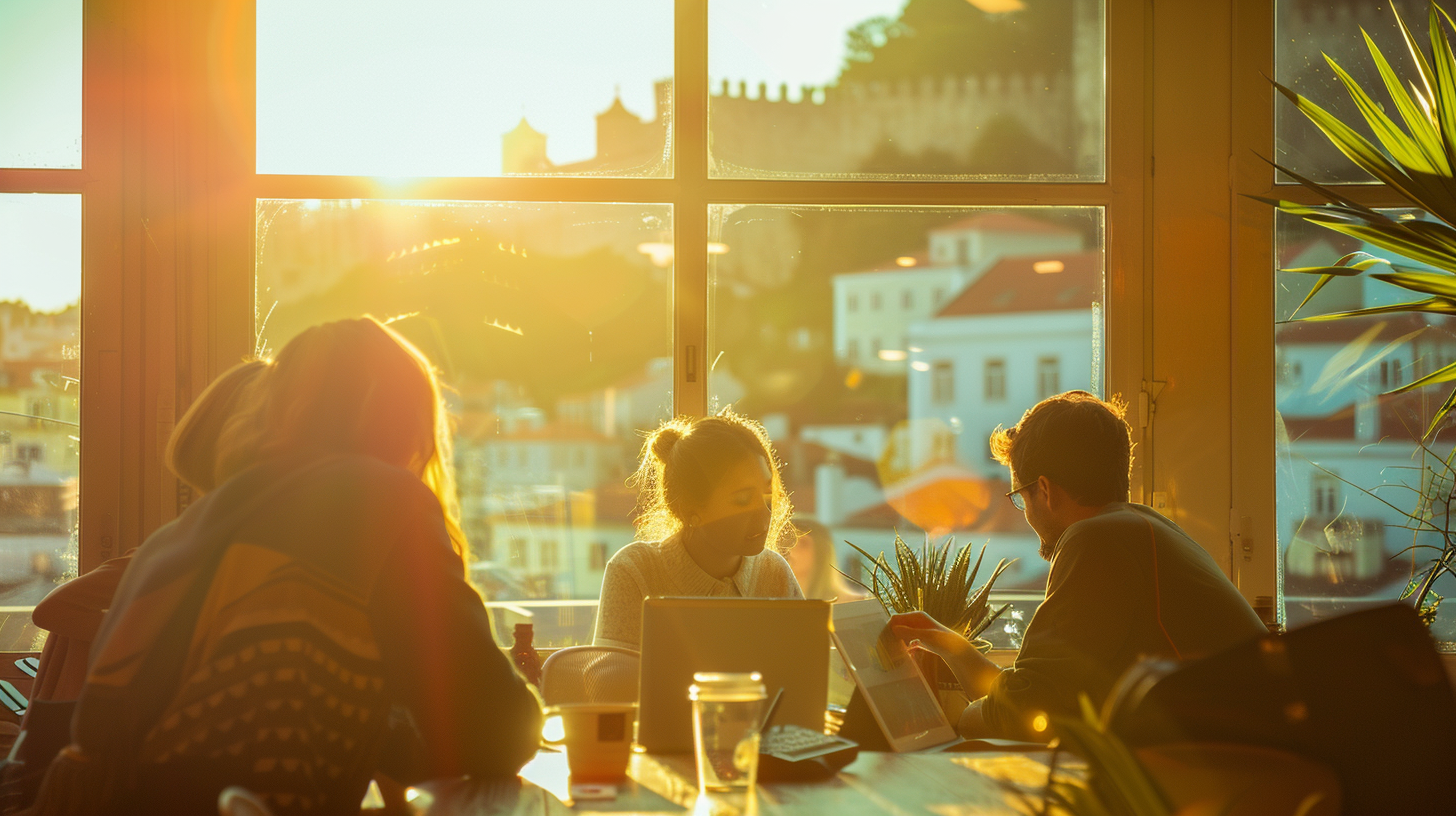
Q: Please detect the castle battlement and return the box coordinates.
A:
[711,73,1062,107]
[1284,0,1423,30]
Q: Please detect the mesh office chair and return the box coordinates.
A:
[539,646,640,706]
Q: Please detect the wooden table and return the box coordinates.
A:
[409,748,1076,815]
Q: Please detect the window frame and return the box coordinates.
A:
[87,0,1397,622]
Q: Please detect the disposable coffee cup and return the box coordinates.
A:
[543,703,638,782]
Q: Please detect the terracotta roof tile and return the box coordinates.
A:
[935,251,1102,318]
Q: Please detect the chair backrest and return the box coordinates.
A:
[539,646,640,706]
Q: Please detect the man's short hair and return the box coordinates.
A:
[989,391,1132,506]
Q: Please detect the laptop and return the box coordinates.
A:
[830,599,962,752]
[637,597,831,753]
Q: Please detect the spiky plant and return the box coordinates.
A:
[842,532,1013,650]
[1263,3,1456,439]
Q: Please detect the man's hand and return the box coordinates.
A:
[889,610,972,661]
[888,610,1004,701]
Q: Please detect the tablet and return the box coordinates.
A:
[830,599,961,752]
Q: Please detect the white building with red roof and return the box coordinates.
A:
[831,212,1084,375]
[906,250,1103,471]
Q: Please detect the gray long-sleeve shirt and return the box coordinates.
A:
[976,502,1267,741]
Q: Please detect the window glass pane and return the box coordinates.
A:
[0,0,82,169]
[0,194,81,633]
[1275,210,1456,646]
[709,205,1104,647]
[256,200,672,646]
[708,0,1105,181]
[256,0,673,177]
[1274,1,1426,184]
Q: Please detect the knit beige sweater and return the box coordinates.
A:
[592,534,804,650]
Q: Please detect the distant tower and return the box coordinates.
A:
[595,92,645,164]
[502,118,550,175]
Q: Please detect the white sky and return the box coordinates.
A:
[0,0,907,308]
[256,0,907,175]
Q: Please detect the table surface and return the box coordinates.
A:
[411,748,1074,816]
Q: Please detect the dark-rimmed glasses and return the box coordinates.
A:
[1006,482,1036,511]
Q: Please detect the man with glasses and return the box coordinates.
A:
[892,391,1265,741]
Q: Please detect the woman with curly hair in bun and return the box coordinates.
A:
[592,410,803,651]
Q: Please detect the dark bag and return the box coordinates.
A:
[1107,604,1456,816]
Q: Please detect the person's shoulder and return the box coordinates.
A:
[1051,504,1150,566]
[603,540,663,571]
[747,547,798,589]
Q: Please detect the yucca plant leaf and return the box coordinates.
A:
[1255,157,1383,216]
[1293,296,1456,321]
[1273,81,1424,193]
[1429,3,1456,165]
[1370,268,1456,296]
[1302,218,1456,270]
[1366,28,1451,173]
[1423,381,1456,438]
[1326,51,1443,173]
[1394,5,1440,120]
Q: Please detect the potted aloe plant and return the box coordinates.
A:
[842,533,1013,697]
[1263,2,1456,629]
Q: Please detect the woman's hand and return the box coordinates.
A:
[889,610,972,660]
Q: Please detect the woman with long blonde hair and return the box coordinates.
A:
[592,410,803,650]
[37,317,541,816]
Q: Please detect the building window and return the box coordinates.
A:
[1036,357,1061,400]
[870,292,882,311]
[509,538,528,566]
[1312,473,1339,517]
[589,541,609,571]
[845,339,859,363]
[984,359,1006,402]
[847,294,858,313]
[540,539,559,573]
[902,290,913,309]
[933,288,946,307]
[931,361,954,405]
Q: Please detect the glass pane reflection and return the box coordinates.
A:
[0,194,81,616]
[0,0,82,169]
[255,200,672,646]
[1275,210,1456,646]
[257,0,673,177]
[708,0,1105,181]
[709,205,1105,648]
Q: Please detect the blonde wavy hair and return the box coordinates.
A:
[630,409,794,550]
[254,317,468,568]
[165,359,270,494]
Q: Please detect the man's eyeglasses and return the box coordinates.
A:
[1006,482,1036,511]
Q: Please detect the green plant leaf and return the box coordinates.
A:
[1326,50,1442,173]
[1370,268,1456,296]
[1273,80,1422,193]
[1429,3,1456,170]
[1366,27,1450,173]
[1294,296,1456,321]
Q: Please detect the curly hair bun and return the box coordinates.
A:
[650,426,684,463]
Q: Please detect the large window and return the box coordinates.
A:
[0,1,83,647]
[247,0,1117,648]
[1268,0,1456,644]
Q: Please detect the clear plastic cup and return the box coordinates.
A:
[689,672,767,794]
